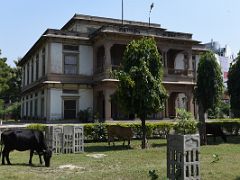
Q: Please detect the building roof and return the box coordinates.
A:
[18,29,90,66]
[19,14,202,66]
[61,14,162,30]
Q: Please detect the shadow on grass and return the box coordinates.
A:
[150,142,167,148]
[2,163,44,167]
[85,144,133,153]
[207,136,240,145]
[235,177,240,180]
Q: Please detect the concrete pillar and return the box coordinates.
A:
[29,61,32,84]
[187,91,194,116]
[46,88,50,120]
[45,44,49,74]
[93,46,97,73]
[165,99,169,118]
[21,68,25,87]
[33,58,36,82]
[187,50,193,76]
[104,89,113,121]
[162,48,168,74]
[47,43,51,74]
[104,42,113,71]
[25,64,28,86]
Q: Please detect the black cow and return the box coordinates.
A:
[206,123,227,143]
[0,129,52,167]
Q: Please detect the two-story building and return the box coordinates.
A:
[18,14,205,121]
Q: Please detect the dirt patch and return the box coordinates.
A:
[86,153,107,158]
[59,164,85,170]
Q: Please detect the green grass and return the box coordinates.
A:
[0,137,240,180]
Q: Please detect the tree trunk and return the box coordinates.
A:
[198,103,207,145]
[141,117,147,149]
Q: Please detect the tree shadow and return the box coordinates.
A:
[85,144,133,153]
[150,142,167,148]
[207,136,240,145]
[2,163,44,167]
[206,137,226,145]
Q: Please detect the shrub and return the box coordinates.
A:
[84,123,108,142]
[174,108,198,135]
[92,123,107,142]
[26,124,47,132]
[207,119,240,135]
[83,122,174,141]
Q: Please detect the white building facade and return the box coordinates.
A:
[19,14,205,121]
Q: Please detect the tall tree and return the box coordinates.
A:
[113,38,167,149]
[0,50,11,96]
[195,51,224,145]
[0,50,22,120]
[227,51,240,117]
[6,59,22,103]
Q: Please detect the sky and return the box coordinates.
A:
[0,0,239,67]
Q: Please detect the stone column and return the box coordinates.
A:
[29,60,32,83]
[186,91,194,116]
[46,88,50,120]
[47,43,51,74]
[104,42,113,71]
[187,50,193,76]
[165,100,169,118]
[162,48,169,74]
[104,89,112,121]
[93,46,97,74]
[33,58,36,82]
[21,67,25,87]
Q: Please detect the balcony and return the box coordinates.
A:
[167,68,189,76]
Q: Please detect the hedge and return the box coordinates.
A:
[26,124,47,132]
[83,122,174,142]
[24,119,240,142]
[207,119,240,136]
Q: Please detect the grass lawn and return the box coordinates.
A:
[0,136,240,180]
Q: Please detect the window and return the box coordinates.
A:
[36,54,39,80]
[64,54,78,74]
[64,100,77,119]
[41,97,44,117]
[30,100,33,117]
[34,99,38,117]
[42,48,45,75]
[26,101,29,117]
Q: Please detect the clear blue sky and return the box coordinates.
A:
[0,0,239,66]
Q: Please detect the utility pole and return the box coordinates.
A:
[149,3,154,27]
[122,0,124,25]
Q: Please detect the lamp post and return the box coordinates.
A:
[149,3,154,27]
[122,0,124,25]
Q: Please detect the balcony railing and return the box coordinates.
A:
[167,68,193,76]
[95,66,194,78]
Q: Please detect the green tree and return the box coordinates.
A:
[113,38,167,149]
[0,50,22,120]
[228,51,240,117]
[5,59,22,103]
[195,51,224,145]
[0,50,11,96]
